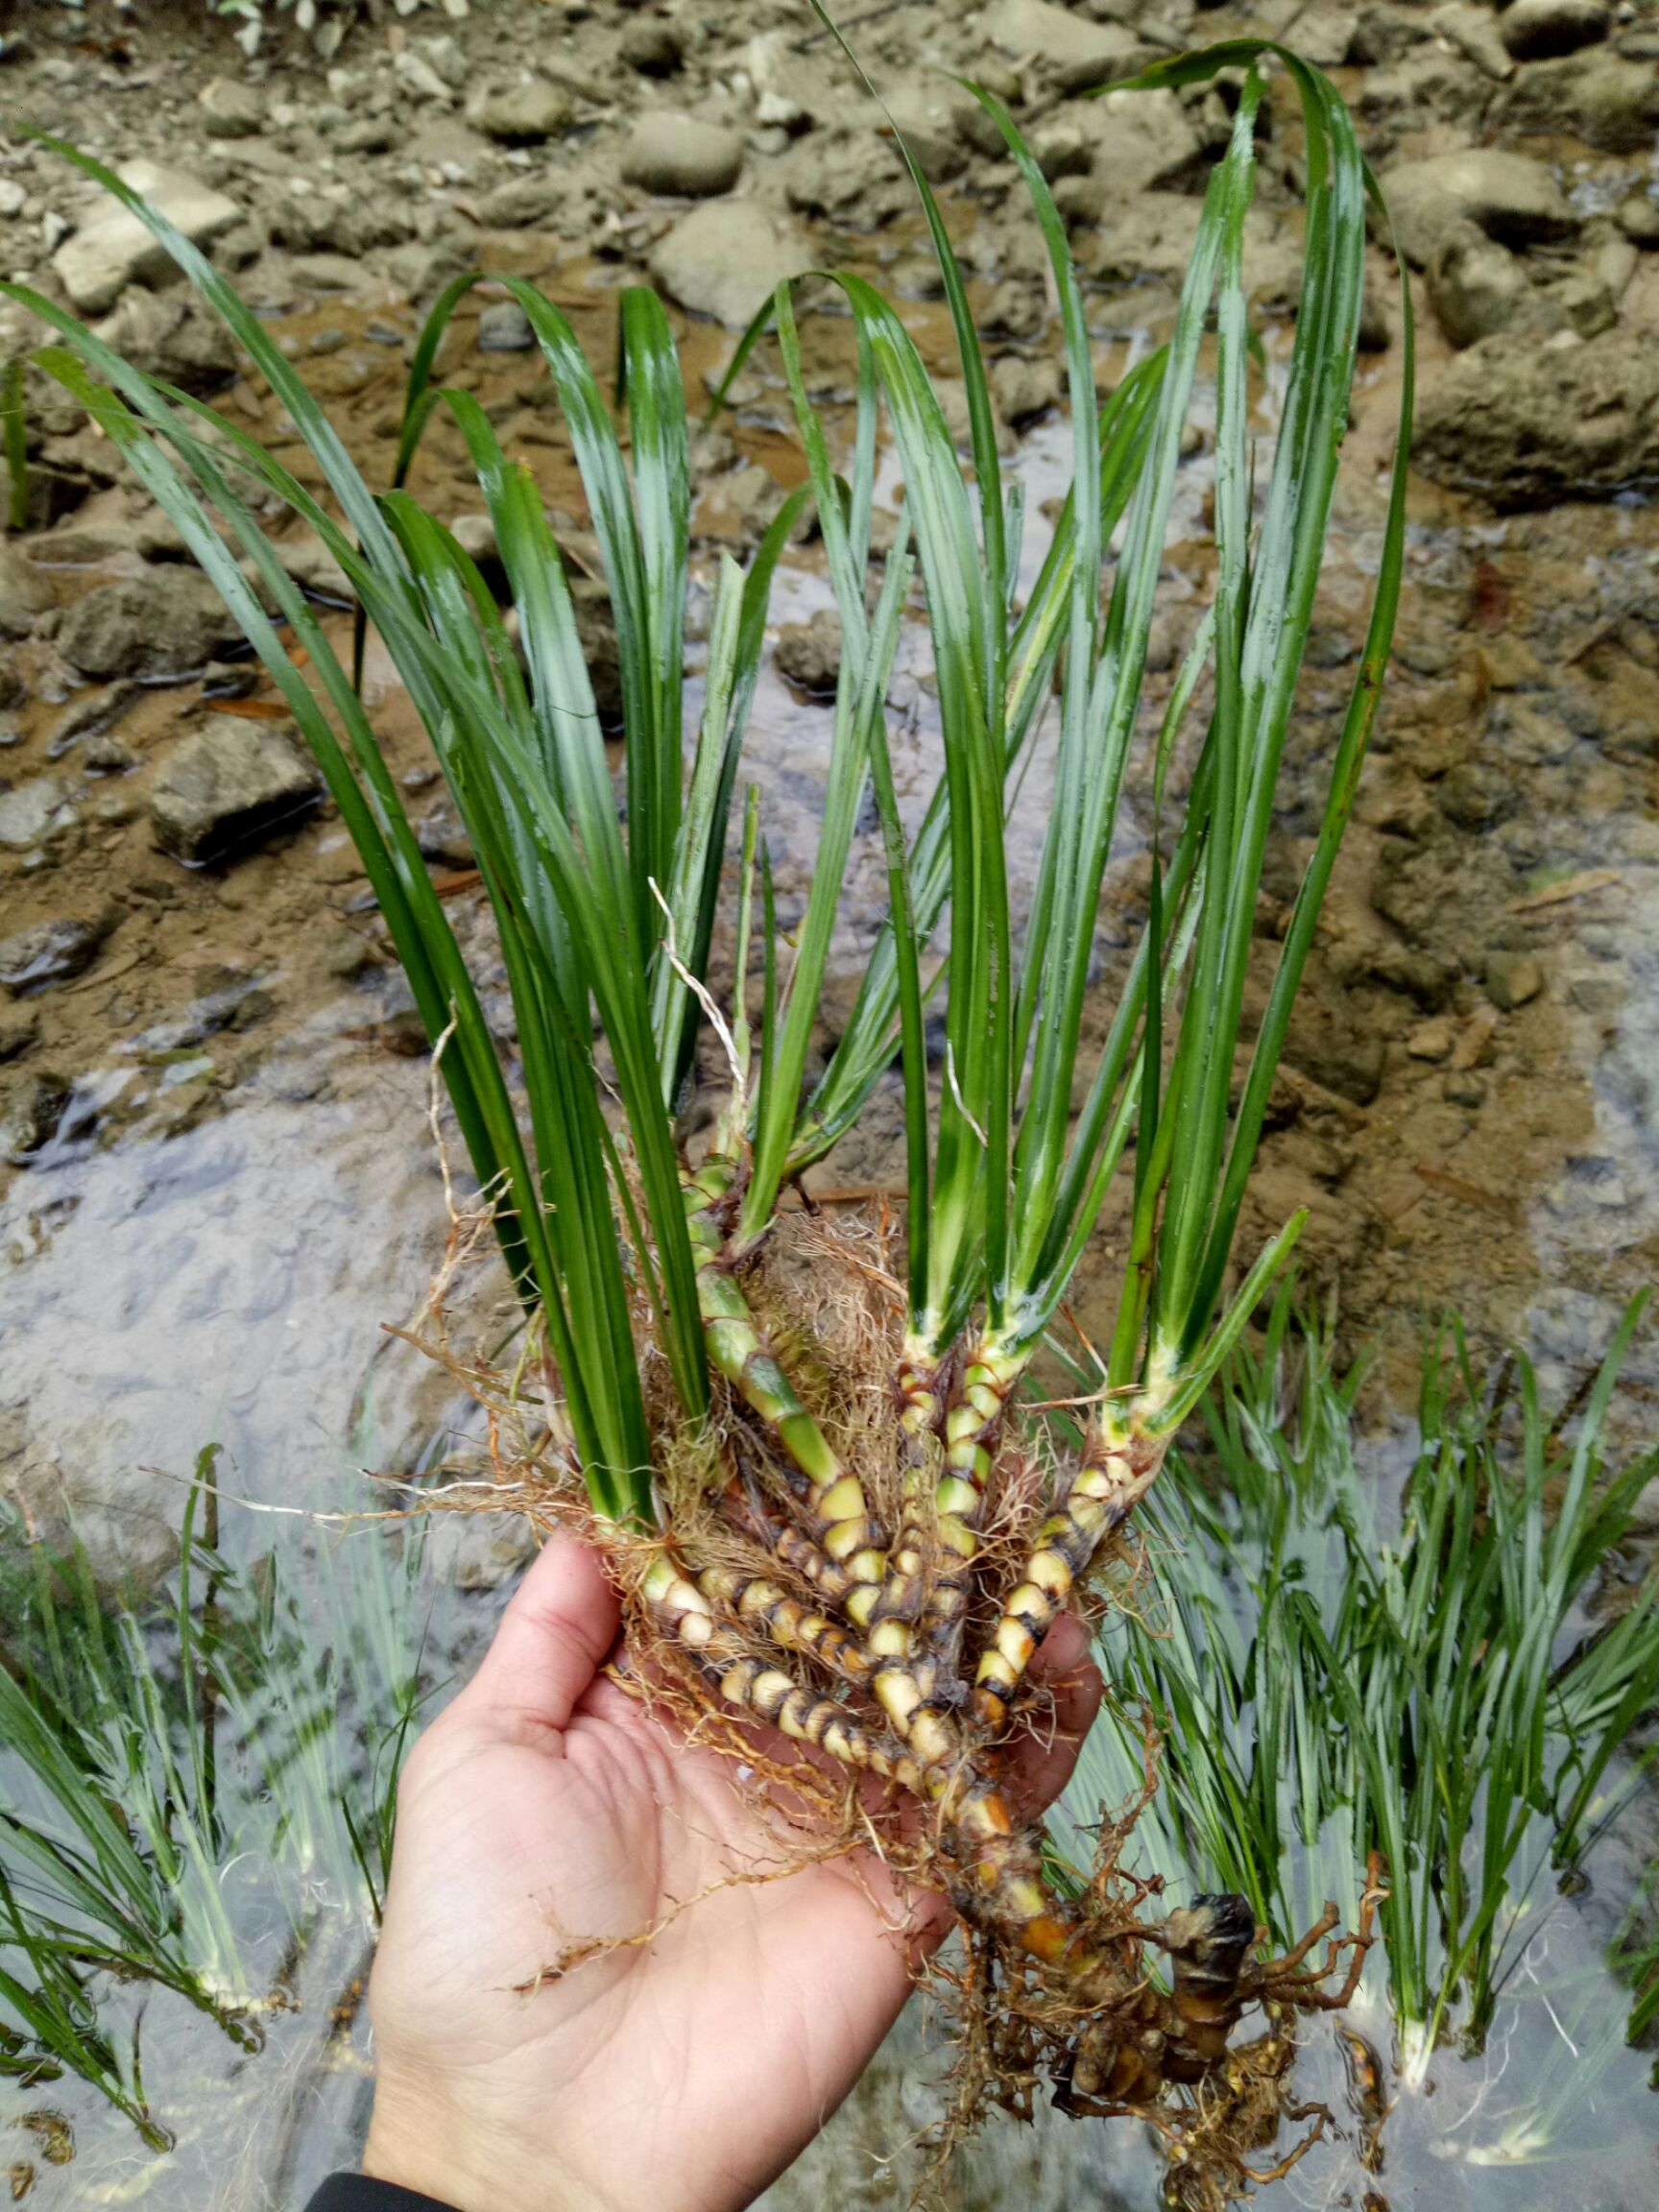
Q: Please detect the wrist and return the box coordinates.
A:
[362,2082,608,2212]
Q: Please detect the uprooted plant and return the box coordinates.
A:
[6,30,1410,2196]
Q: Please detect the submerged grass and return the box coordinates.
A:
[0,1456,436,2153]
[1056,1289,1659,2157]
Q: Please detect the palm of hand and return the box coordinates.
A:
[364,1541,1098,2212]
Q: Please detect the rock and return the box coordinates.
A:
[1485,950,1544,1009]
[991,352,1062,423]
[648,200,813,327]
[1358,281,1392,351]
[1032,121,1092,182]
[334,114,398,156]
[619,19,684,75]
[1078,88,1202,197]
[94,288,237,398]
[1501,0,1610,62]
[477,300,537,351]
[1406,1019,1455,1062]
[394,49,457,104]
[784,130,909,228]
[0,777,75,852]
[52,160,241,317]
[1414,332,1659,507]
[1285,1019,1385,1106]
[1618,192,1659,248]
[1498,52,1659,151]
[270,191,417,258]
[149,715,322,865]
[775,608,842,695]
[1426,225,1542,347]
[59,573,244,681]
[418,34,470,90]
[742,31,845,135]
[0,912,116,993]
[982,0,1147,94]
[469,76,572,144]
[0,1006,38,1060]
[414,802,473,868]
[885,78,971,184]
[1380,148,1578,268]
[288,252,373,294]
[1294,4,1360,68]
[198,77,266,138]
[621,115,744,198]
[478,176,563,228]
[985,273,1047,340]
[1430,3,1516,82]
[276,531,352,602]
[0,541,53,638]
[0,1071,69,1164]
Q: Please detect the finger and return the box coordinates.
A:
[1000,1612,1103,1820]
[450,1537,621,1742]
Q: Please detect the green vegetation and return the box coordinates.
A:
[0,1455,433,2150]
[1057,1290,1659,2152]
[5,28,1415,2146]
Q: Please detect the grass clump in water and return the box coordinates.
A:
[0,1454,434,2170]
[1059,1289,1659,2186]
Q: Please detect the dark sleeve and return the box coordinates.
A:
[305,2179,460,2212]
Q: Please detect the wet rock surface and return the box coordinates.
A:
[149,714,323,863]
[58,572,248,680]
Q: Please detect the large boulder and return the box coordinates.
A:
[1414,332,1659,507]
[1379,148,1577,268]
[59,572,245,681]
[149,715,322,865]
[648,200,813,327]
[52,160,240,317]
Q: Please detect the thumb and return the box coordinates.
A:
[451,1536,621,1742]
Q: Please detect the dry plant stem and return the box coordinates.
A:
[974,1421,1170,1733]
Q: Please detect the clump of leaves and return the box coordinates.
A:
[5,26,1409,2191]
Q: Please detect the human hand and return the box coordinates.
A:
[361,1537,1102,2212]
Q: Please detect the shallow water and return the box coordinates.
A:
[3,179,1658,2212]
